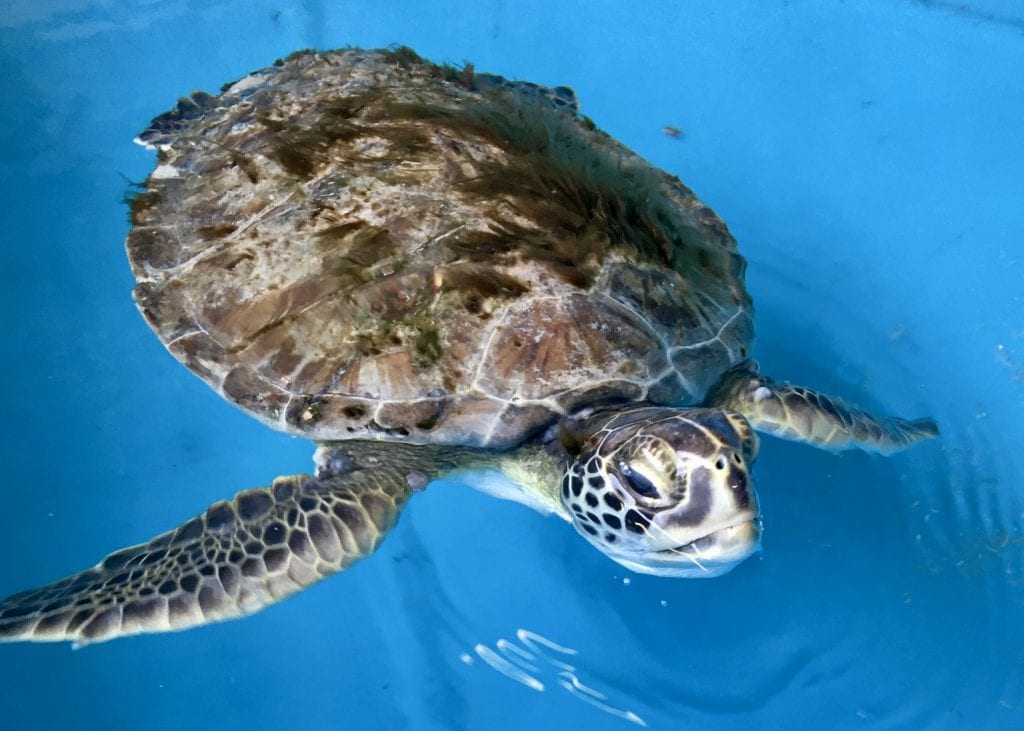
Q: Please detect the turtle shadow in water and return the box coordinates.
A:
[373,512,474,729]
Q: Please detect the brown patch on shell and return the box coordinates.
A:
[433,263,530,300]
[221,364,291,417]
[129,191,162,226]
[126,228,181,273]
[476,295,668,402]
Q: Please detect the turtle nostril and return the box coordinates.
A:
[715,456,727,470]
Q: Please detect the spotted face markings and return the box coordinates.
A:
[603,492,623,511]
[561,457,643,551]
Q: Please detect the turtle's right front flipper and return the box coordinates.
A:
[706,360,938,454]
[0,443,460,646]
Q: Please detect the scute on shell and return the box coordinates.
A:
[127,47,752,448]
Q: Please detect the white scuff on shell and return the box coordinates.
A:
[133,136,172,152]
[226,73,267,94]
[150,164,180,179]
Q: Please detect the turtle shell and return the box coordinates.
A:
[127,48,753,449]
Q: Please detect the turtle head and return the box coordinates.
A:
[561,407,761,578]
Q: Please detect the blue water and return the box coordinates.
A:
[1,1,1022,728]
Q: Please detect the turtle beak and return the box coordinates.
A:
[602,517,761,578]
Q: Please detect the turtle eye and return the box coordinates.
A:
[619,461,660,498]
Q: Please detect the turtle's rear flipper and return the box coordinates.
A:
[705,361,938,454]
[0,444,437,646]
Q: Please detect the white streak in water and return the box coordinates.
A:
[557,670,608,700]
[517,628,578,656]
[474,644,544,691]
[558,672,648,727]
[496,638,541,673]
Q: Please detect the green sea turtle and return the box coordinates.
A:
[0,48,937,646]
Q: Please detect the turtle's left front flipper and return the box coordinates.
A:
[0,443,461,646]
[706,361,938,454]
